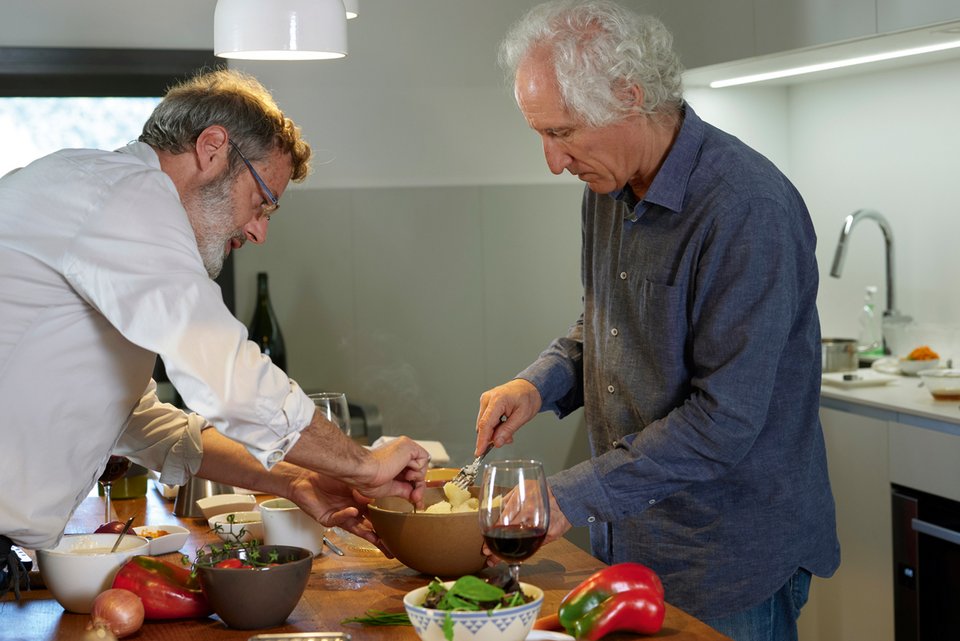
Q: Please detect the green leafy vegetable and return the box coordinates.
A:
[422,575,535,641]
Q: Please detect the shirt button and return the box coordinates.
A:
[611,440,619,448]
[620,272,627,280]
[607,385,615,393]
[587,516,596,523]
[648,499,656,505]
[610,328,619,337]
[267,450,284,465]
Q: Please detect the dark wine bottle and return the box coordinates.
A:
[248,272,287,371]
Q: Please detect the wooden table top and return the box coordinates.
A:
[1,486,730,641]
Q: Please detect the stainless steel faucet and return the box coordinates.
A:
[830,209,898,315]
[830,209,911,352]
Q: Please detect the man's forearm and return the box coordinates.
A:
[195,427,294,496]
[282,410,374,484]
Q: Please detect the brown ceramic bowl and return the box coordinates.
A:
[368,486,485,577]
[425,467,459,488]
[195,545,312,629]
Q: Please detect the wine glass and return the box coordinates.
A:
[479,459,550,585]
[308,392,351,437]
[98,455,131,523]
[308,392,371,550]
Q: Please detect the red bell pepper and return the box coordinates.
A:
[558,562,664,634]
[111,555,211,619]
[571,586,665,640]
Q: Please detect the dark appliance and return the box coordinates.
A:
[892,483,960,641]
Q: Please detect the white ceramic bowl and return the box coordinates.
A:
[208,510,265,543]
[403,581,543,641]
[36,533,150,613]
[195,493,257,521]
[898,358,939,376]
[132,524,189,555]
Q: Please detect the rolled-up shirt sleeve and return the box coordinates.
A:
[113,380,205,485]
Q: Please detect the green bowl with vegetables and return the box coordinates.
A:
[403,575,543,641]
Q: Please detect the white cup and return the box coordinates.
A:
[259,497,326,557]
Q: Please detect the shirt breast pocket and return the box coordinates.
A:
[635,278,688,389]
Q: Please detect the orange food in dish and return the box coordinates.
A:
[906,345,939,361]
[138,528,170,540]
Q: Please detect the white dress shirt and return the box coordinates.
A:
[0,142,314,549]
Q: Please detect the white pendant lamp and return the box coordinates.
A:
[214,0,348,61]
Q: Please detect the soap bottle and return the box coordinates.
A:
[857,286,884,359]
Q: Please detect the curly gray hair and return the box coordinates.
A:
[498,0,684,127]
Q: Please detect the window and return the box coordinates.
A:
[0,96,160,177]
[0,47,234,312]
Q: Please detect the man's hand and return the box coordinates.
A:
[286,417,430,508]
[358,435,430,507]
[281,464,392,555]
[475,379,542,456]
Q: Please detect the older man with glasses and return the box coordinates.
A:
[0,69,429,595]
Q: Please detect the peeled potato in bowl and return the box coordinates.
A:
[423,482,478,513]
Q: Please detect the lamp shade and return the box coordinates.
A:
[214,0,347,60]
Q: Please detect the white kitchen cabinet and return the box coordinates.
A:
[753,0,877,56]
[888,420,960,504]
[877,0,960,33]
[799,407,894,641]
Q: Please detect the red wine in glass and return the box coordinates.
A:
[99,456,131,522]
[483,524,547,561]
[479,460,550,585]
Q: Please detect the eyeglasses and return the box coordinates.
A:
[229,139,279,216]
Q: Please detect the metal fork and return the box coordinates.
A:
[451,415,507,490]
[450,443,494,491]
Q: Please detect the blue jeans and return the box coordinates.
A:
[700,568,812,641]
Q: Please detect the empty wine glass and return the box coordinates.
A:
[308,392,351,437]
[308,392,372,551]
[479,459,550,584]
[98,455,131,523]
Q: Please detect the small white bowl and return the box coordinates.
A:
[208,511,265,543]
[195,493,257,521]
[403,581,543,641]
[899,358,940,376]
[132,524,189,555]
[36,533,150,613]
[918,368,960,400]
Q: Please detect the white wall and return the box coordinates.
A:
[791,58,960,350]
[690,58,960,363]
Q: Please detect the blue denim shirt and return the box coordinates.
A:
[519,104,840,618]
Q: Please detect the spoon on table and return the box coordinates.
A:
[110,515,137,553]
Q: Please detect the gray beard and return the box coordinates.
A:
[188,170,242,279]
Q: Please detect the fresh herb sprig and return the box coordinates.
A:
[341,610,412,626]
[182,513,275,574]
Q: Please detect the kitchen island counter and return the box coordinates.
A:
[1,488,731,641]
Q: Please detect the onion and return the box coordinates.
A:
[90,588,144,638]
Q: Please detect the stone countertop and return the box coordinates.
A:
[821,368,960,434]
